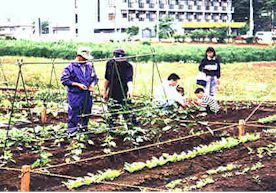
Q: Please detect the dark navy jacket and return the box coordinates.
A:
[199,57,221,78]
[61,62,98,93]
[105,59,133,102]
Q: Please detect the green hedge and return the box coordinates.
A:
[0,40,275,63]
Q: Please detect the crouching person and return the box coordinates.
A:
[154,73,187,108]
[194,88,220,114]
[61,47,98,135]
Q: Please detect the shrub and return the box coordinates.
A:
[0,39,276,64]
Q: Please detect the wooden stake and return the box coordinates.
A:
[20,165,31,192]
[41,106,47,123]
[238,119,246,138]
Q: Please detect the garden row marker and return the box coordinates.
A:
[36,123,237,171]
[238,119,246,138]
[41,105,47,124]
[20,165,31,192]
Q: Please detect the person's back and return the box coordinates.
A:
[105,59,133,103]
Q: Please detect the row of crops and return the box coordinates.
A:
[0,40,276,63]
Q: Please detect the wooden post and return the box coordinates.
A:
[238,119,246,138]
[21,165,31,192]
[41,106,47,123]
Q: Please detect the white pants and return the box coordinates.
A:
[205,76,217,97]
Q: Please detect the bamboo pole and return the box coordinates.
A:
[41,106,47,124]
[238,119,246,138]
[20,165,31,192]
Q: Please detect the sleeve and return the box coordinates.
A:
[90,63,99,85]
[199,58,205,72]
[104,61,112,81]
[216,59,221,79]
[126,62,133,83]
[60,64,74,86]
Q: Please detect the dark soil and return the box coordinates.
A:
[0,102,275,191]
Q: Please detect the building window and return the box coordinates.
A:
[122,13,127,18]
[75,14,78,24]
[74,0,78,9]
[75,28,78,36]
[108,13,116,21]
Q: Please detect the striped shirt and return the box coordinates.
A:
[201,94,220,113]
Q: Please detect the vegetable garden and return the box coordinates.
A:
[0,54,275,192]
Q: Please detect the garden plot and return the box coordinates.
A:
[0,101,275,191]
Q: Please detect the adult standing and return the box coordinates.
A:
[103,48,137,128]
[61,47,98,135]
[198,47,221,97]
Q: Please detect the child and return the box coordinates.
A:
[176,85,189,107]
[194,88,220,114]
[198,47,221,97]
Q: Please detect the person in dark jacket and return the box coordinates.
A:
[103,48,137,128]
[198,47,221,97]
[61,47,98,135]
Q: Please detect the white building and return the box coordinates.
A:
[71,0,237,42]
[0,22,35,39]
[1,0,243,42]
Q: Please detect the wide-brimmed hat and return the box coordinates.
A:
[77,47,93,60]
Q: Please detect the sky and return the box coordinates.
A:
[0,0,73,24]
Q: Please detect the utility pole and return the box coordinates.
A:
[248,0,254,36]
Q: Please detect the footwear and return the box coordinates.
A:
[67,131,77,138]
[197,112,207,117]
[67,128,78,137]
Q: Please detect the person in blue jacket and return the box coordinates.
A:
[61,47,98,135]
[198,47,221,97]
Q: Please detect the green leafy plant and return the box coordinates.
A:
[31,151,52,168]
[207,163,241,175]
[166,179,182,189]
[123,133,260,174]
[124,162,146,173]
[258,114,276,124]
[63,169,122,190]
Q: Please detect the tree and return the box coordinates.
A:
[126,26,139,38]
[207,29,216,42]
[233,0,276,32]
[214,27,229,43]
[156,16,175,39]
[41,21,49,34]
